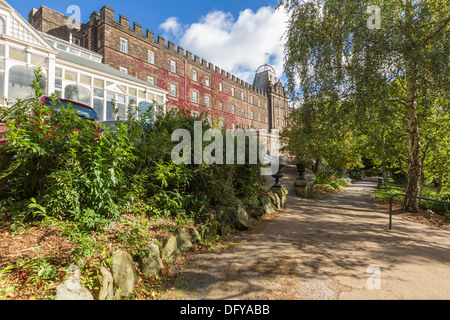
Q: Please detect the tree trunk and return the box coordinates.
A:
[404,62,421,212]
[403,0,422,213]
[381,160,388,182]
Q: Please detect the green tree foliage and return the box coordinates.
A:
[279,0,449,211]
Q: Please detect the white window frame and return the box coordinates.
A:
[192,70,198,82]
[119,67,128,74]
[120,38,128,54]
[205,95,210,107]
[231,88,235,97]
[219,82,223,91]
[170,84,176,97]
[148,76,154,85]
[192,91,198,103]
[148,50,155,64]
[170,60,177,73]
[205,76,210,87]
[231,105,235,114]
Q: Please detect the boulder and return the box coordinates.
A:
[252,206,266,220]
[176,228,193,253]
[94,266,114,300]
[270,193,281,209]
[259,195,277,214]
[161,235,181,263]
[189,226,202,244]
[139,242,164,276]
[271,186,288,208]
[220,221,234,236]
[56,265,94,300]
[235,200,250,230]
[110,250,138,297]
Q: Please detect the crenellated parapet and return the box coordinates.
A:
[97,5,269,99]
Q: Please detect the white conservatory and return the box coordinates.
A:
[0,0,167,120]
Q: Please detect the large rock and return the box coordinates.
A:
[270,193,281,209]
[94,266,114,300]
[189,226,202,244]
[259,195,277,214]
[139,242,164,276]
[110,250,138,297]
[271,186,288,208]
[161,235,181,263]
[176,228,193,253]
[235,200,250,230]
[55,265,94,300]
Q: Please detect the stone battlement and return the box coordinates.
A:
[98,6,267,98]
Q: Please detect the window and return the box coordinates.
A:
[93,88,104,120]
[120,38,128,54]
[265,102,268,110]
[138,101,154,121]
[80,74,91,85]
[250,96,254,104]
[192,91,198,103]
[170,84,176,97]
[276,108,279,115]
[219,102,223,110]
[148,77,154,85]
[30,54,47,68]
[64,85,91,105]
[65,70,77,81]
[276,119,279,126]
[8,66,46,101]
[170,60,177,73]
[258,100,261,108]
[232,123,235,131]
[70,33,82,46]
[241,92,244,100]
[265,115,268,124]
[282,119,285,127]
[231,88,235,97]
[250,111,254,120]
[219,83,223,91]
[192,70,198,82]
[205,76,210,87]
[9,47,27,63]
[0,17,5,34]
[258,114,261,122]
[241,108,245,117]
[205,96,210,107]
[148,50,155,64]
[119,67,128,74]
[231,105,235,114]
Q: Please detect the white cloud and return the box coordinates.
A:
[159,17,183,40]
[178,6,289,84]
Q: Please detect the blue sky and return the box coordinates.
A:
[12,0,288,84]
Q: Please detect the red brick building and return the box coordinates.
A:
[28,5,289,133]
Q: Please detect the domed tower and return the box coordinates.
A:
[253,64,278,91]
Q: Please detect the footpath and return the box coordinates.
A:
[161,169,450,300]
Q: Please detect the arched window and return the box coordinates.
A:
[0,17,5,34]
[8,65,46,101]
[64,85,91,105]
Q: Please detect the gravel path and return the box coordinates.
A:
[160,168,450,300]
